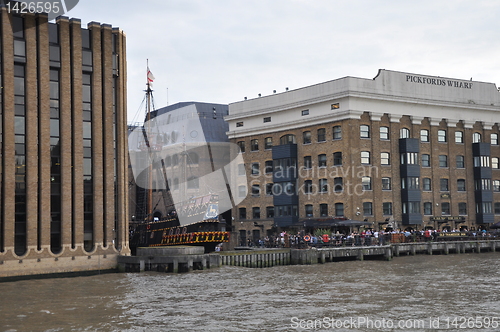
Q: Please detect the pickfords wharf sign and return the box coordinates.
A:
[406,74,473,89]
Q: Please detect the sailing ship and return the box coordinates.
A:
[128,65,241,253]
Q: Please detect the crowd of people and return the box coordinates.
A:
[240,228,500,249]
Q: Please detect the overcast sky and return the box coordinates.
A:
[68,0,500,123]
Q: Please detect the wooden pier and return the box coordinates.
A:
[118,240,500,273]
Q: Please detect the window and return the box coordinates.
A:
[495,203,500,215]
[439,155,448,167]
[457,179,466,191]
[424,202,432,215]
[251,184,260,197]
[303,131,311,144]
[251,163,259,175]
[331,103,339,110]
[440,178,449,191]
[383,202,393,215]
[320,204,328,217]
[333,152,342,166]
[491,133,498,145]
[422,154,430,167]
[458,202,467,215]
[420,129,429,142]
[265,160,273,174]
[264,137,273,149]
[303,156,312,169]
[280,134,296,145]
[438,129,447,142]
[422,178,431,191]
[400,128,410,138]
[473,132,481,143]
[317,128,326,142]
[363,202,373,216]
[301,109,309,116]
[401,152,418,165]
[319,178,328,193]
[239,207,246,219]
[381,152,390,165]
[266,206,274,218]
[335,203,344,217]
[492,157,499,169]
[476,179,492,191]
[456,155,465,168]
[265,183,273,196]
[362,176,372,191]
[305,204,313,217]
[275,205,298,217]
[474,156,490,167]
[251,139,259,151]
[380,126,389,140]
[236,122,243,127]
[478,202,492,214]
[304,180,312,194]
[441,202,450,215]
[402,177,419,190]
[334,177,343,192]
[360,125,370,138]
[402,202,420,214]
[333,126,342,140]
[361,151,370,164]
[237,141,245,153]
[455,131,463,143]
[318,154,327,167]
[252,207,261,219]
[493,180,500,192]
[382,177,391,190]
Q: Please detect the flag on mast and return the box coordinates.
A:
[147,68,155,87]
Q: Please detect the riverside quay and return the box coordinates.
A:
[225,69,500,244]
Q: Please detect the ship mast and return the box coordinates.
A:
[146,60,154,222]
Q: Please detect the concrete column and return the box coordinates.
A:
[443,243,449,255]
[384,247,392,261]
[476,242,481,253]
[172,260,178,273]
[356,250,364,261]
[320,252,326,264]
[427,243,433,255]
[411,245,416,255]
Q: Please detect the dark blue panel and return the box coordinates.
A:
[475,190,493,202]
[472,142,491,156]
[274,216,299,227]
[476,214,495,224]
[273,194,298,206]
[399,138,420,153]
[401,190,421,202]
[474,167,492,179]
[402,213,423,225]
[272,144,297,159]
[400,165,421,178]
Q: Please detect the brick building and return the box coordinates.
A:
[0,8,129,278]
[226,70,500,245]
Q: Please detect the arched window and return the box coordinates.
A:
[400,128,410,139]
[473,132,482,143]
[280,134,296,145]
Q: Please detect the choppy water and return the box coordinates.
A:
[1,253,500,332]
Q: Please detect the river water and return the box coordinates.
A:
[1,252,500,332]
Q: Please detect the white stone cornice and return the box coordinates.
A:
[446,119,460,128]
[483,122,495,130]
[463,120,475,129]
[370,112,384,122]
[429,118,442,127]
[411,116,424,125]
[389,114,402,123]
